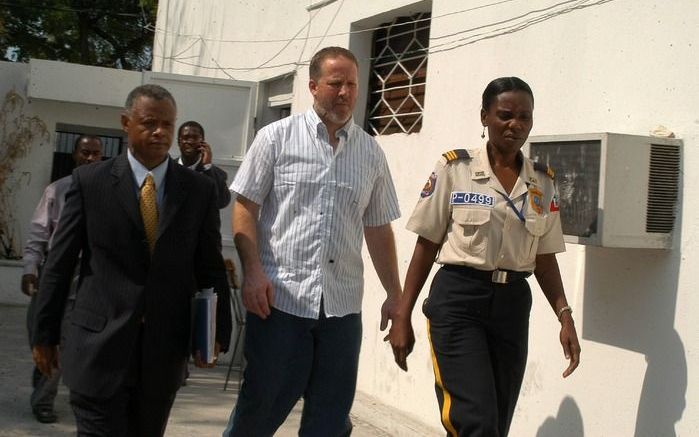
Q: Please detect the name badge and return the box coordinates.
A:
[450,192,494,207]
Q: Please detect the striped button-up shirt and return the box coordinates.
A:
[231,109,400,319]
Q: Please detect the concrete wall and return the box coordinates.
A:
[154,1,698,435]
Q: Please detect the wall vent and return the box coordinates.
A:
[646,143,680,233]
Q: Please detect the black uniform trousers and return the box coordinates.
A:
[423,265,532,437]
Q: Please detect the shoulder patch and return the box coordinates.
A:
[441,149,471,163]
[533,161,555,179]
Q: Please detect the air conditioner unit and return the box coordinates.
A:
[524,133,681,249]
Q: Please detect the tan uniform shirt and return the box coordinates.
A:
[406,146,565,272]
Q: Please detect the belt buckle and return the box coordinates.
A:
[492,270,508,284]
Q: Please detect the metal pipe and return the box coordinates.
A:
[306,0,339,12]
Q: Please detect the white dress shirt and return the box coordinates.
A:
[231,109,400,319]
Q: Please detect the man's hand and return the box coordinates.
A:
[194,342,221,368]
[241,268,274,319]
[32,345,59,377]
[384,308,415,372]
[199,142,212,166]
[379,293,400,331]
[21,274,38,296]
[560,313,581,378]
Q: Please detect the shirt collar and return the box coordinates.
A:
[177,155,201,170]
[305,108,354,139]
[127,148,169,191]
[472,144,531,198]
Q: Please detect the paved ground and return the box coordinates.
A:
[0,305,438,436]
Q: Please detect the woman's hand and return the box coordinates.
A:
[534,253,581,377]
[559,312,581,377]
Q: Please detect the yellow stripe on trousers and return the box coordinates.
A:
[427,319,458,437]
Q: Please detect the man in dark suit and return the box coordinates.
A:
[31,84,231,437]
[176,120,231,209]
[175,120,232,385]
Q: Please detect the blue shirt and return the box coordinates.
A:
[127,148,168,208]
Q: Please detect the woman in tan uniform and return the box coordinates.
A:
[388,77,580,436]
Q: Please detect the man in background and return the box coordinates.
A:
[21,134,103,423]
[176,120,232,385]
[176,120,231,209]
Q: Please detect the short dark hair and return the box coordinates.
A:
[309,46,359,81]
[124,84,176,112]
[73,134,102,152]
[178,121,205,139]
[482,77,534,111]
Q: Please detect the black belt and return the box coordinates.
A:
[443,264,532,284]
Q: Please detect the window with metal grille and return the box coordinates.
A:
[366,12,430,136]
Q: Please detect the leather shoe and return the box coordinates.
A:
[32,407,57,424]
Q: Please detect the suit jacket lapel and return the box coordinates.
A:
[157,158,187,240]
[111,153,144,233]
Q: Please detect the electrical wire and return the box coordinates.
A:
[154,0,618,75]
[289,2,316,78]
[146,0,518,44]
[253,8,321,70]
[309,0,345,56]
[200,37,237,80]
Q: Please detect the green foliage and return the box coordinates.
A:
[0,0,158,70]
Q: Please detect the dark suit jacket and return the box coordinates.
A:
[176,158,231,209]
[32,154,231,399]
[203,164,232,209]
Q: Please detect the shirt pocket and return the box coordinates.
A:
[525,215,547,237]
[524,215,548,260]
[451,208,491,254]
[70,307,107,333]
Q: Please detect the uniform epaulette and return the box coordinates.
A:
[441,149,471,163]
[533,161,555,179]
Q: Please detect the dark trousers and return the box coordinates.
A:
[69,327,177,437]
[70,388,176,437]
[423,265,532,437]
[223,307,362,437]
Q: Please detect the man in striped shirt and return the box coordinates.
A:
[223,46,402,437]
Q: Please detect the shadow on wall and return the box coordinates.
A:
[582,241,687,436]
[536,396,584,437]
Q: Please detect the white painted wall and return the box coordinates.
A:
[154,1,699,435]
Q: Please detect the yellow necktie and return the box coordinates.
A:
[140,174,158,254]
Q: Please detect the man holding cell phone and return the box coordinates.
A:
[176,121,231,209]
[176,121,233,386]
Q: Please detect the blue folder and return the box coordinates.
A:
[193,288,217,364]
